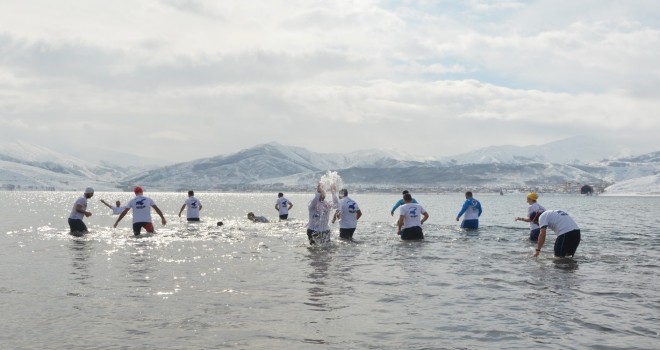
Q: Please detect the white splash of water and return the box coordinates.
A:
[319,170,344,193]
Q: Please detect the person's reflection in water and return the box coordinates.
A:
[302,247,334,345]
[68,238,93,296]
[127,241,156,293]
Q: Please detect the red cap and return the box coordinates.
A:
[134,186,143,194]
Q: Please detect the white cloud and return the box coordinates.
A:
[0,0,658,162]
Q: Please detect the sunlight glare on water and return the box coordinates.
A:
[0,191,658,349]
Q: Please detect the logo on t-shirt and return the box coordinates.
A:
[135,199,146,209]
[409,207,418,217]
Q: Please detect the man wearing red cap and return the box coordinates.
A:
[114,186,167,235]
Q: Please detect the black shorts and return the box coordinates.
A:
[187,218,200,222]
[554,229,581,257]
[279,214,288,220]
[307,229,330,244]
[401,226,424,240]
[530,228,541,242]
[133,222,155,236]
[339,228,356,239]
[68,218,88,233]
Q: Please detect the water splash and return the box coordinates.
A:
[319,170,344,192]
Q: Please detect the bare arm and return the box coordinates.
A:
[397,215,404,235]
[153,205,167,226]
[421,211,429,225]
[178,204,186,217]
[534,228,547,257]
[113,208,130,228]
[356,210,362,221]
[76,203,91,217]
[100,200,113,209]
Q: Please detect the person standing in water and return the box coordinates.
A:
[306,183,338,244]
[178,190,202,222]
[397,193,429,240]
[275,192,293,220]
[100,199,125,215]
[68,187,94,235]
[456,191,482,229]
[515,192,546,241]
[533,210,581,258]
[332,188,363,240]
[390,190,417,216]
[114,186,167,235]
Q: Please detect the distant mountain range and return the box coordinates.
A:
[1,139,659,194]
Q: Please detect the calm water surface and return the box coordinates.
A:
[1,191,658,349]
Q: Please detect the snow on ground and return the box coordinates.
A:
[602,174,660,196]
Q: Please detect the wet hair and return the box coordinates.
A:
[217,221,224,226]
[403,193,412,201]
[402,190,409,195]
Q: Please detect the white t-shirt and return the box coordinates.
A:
[539,210,579,236]
[399,203,427,229]
[126,195,156,223]
[183,196,201,218]
[337,196,360,229]
[527,202,546,230]
[69,196,88,220]
[276,197,291,215]
[111,206,127,215]
[307,192,335,232]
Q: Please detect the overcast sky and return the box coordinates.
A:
[1,0,659,163]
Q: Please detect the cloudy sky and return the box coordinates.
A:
[0,0,658,163]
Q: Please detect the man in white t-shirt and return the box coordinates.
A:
[114,186,167,235]
[275,192,293,220]
[397,193,429,240]
[100,199,126,215]
[533,210,581,258]
[306,183,338,244]
[332,188,362,240]
[68,187,94,235]
[178,190,202,221]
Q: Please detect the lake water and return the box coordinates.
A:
[1,191,658,349]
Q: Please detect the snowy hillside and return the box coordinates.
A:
[443,136,636,165]
[602,175,660,196]
[1,139,658,193]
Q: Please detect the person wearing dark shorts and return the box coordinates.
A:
[534,210,581,258]
[397,193,429,240]
[133,222,155,235]
[68,187,94,235]
[114,186,167,235]
[332,188,362,240]
[276,193,293,221]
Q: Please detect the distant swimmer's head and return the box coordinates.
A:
[217,221,224,226]
[339,189,348,198]
[115,201,121,207]
[527,192,539,201]
[247,212,255,221]
[134,186,143,194]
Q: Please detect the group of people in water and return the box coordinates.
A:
[68,184,581,258]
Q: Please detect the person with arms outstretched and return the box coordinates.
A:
[114,186,167,235]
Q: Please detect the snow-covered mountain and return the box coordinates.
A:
[1,139,658,194]
[442,136,636,165]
